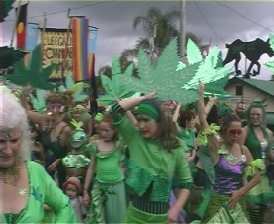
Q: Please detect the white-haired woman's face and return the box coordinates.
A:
[0,128,21,168]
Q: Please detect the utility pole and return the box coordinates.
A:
[180,0,186,61]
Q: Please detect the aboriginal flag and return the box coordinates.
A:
[16,3,28,49]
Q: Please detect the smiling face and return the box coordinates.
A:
[136,114,159,139]
[0,128,22,168]
[249,107,263,127]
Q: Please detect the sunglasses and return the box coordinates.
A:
[228,129,242,135]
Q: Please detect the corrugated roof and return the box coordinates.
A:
[227,77,274,97]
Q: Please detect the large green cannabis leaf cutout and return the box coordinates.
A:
[265,33,274,72]
[182,47,232,90]
[0,46,27,69]
[119,38,231,105]
[120,39,199,105]
[5,45,58,90]
[97,55,134,106]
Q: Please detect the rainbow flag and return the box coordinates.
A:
[72,17,89,81]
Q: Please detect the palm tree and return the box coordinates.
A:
[133,7,180,59]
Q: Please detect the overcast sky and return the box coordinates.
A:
[2,0,274,80]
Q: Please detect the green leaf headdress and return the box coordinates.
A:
[58,74,90,102]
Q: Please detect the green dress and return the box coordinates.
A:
[85,141,127,224]
[244,126,274,204]
[1,160,77,224]
[113,110,193,223]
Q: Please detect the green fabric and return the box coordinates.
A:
[91,141,125,184]
[197,123,220,146]
[125,202,167,224]
[134,101,161,121]
[85,180,127,224]
[179,127,195,152]
[0,160,77,223]
[197,146,216,185]
[113,116,193,203]
[244,126,271,160]
[62,154,90,168]
[202,192,249,224]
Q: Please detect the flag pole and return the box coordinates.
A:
[10,0,22,47]
[61,8,72,85]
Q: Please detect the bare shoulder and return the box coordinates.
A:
[240,144,253,164]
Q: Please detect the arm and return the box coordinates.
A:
[197,83,219,163]
[42,165,77,223]
[168,188,191,223]
[172,103,182,123]
[118,91,157,111]
[83,154,96,206]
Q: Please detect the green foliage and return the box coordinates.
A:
[5,45,59,90]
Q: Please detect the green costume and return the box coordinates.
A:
[1,160,77,224]
[85,141,127,224]
[112,108,193,223]
[244,126,274,223]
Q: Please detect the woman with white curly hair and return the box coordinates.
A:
[0,86,77,223]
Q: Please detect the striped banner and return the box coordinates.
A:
[72,17,89,81]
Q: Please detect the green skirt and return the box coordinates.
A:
[125,202,167,224]
[245,174,274,204]
[85,180,127,224]
[202,192,249,224]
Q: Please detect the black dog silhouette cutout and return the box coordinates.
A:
[223,38,274,79]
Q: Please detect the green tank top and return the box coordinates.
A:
[244,126,270,160]
[93,141,124,184]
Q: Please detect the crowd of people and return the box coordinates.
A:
[1,81,274,224]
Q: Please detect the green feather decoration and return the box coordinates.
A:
[58,74,89,102]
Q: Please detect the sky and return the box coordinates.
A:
[2,0,274,80]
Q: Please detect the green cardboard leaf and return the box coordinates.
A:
[186,38,203,64]
[112,55,121,75]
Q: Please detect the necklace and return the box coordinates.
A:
[0,161,27,196]
[218,145,237,162]
[0,161,20,186]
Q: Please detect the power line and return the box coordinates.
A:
[193,2,225,45]
[4,1,114,23]
[214,1,274,33]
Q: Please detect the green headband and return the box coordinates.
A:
[134,101,161,121]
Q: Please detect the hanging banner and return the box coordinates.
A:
[26,22,39,51]
[41,28,73,79]
[16,3,28,49]
[72,16,89,81]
